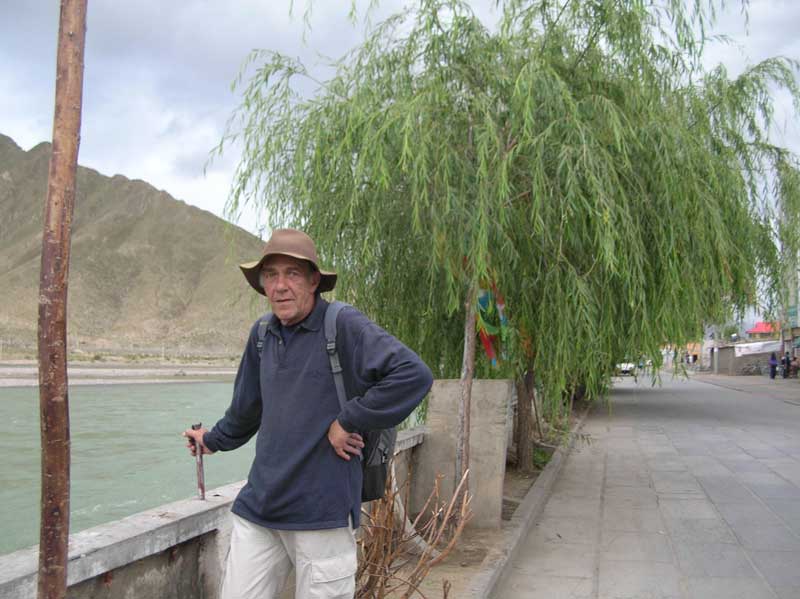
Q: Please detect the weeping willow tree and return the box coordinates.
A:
[219,0,799,446]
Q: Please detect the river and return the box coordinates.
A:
[0,382,255,555]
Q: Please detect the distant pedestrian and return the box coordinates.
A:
[783,352,791,379]
[769,352,778,379]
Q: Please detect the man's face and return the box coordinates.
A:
[261,255,320,326]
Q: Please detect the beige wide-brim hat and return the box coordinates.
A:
[239,228,337,295]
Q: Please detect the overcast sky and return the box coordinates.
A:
[1,1,798,237]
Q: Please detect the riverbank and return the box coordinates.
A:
[0,360,237,387]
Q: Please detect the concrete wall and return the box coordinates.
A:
[717,346,735,375]
[0,481,241,599]
[66,535,206,599]
[717,347,774,375]
[0,429,427,599]
[409,379,513,529]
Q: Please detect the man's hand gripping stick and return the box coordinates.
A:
[190,423,206,500]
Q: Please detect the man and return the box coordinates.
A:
[183,228,433,599]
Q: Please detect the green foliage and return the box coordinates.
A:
[218,0,800,421]
[532,447,552,471]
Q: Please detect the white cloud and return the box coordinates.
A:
[1,1,797,236]
[0,1,412,233]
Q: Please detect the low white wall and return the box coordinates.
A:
[0,428,426,599]
[0,482,242,599]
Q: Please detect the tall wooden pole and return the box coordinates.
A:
[38,2,87,598]
[455,284,477,486]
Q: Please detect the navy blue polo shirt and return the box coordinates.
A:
[203,297,433,530]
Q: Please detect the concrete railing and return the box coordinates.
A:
[0,428,426,599]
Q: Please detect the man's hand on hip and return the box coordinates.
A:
[328,420,364,461]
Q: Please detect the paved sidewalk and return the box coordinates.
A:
[493,375,800,599]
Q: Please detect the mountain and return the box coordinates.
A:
[0,133,267,357]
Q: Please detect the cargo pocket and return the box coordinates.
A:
[309,551,357,598]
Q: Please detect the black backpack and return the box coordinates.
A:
[256,301,397,502]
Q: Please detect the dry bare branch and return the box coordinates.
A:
[356,463,472,598]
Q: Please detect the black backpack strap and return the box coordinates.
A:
[324,301,349,411]
[256,313,272,356]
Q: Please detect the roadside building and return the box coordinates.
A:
[746,321,779,340]
[715,340,783,375]
[785,305,800,359]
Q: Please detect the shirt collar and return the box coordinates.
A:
[266,296,327,333]
[299,296,327,332]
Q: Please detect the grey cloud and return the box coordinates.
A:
[709,0,800,64]
[1,0,797,233]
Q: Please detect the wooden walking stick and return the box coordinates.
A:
[190,423,206,500]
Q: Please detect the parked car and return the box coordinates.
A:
[616,362,635,375]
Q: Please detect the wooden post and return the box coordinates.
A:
[37,2,87,598]
[455,284,477,486]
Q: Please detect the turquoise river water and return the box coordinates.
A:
[0,382,256,555]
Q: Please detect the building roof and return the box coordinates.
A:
[745,321,778,335]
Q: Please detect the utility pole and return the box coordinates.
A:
[37,2,87,598]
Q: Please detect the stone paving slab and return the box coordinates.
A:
[685,577,777,599]
[672,542,757,578]
[602,507,665,534]
[765,499,800,535]
[748,551,800,596]
[498,574,593,599]
[492,375,800,598]
[663,516,738,545]
[696,475,758,503]
[530,516,599,545]
[600,531,674,562]
[597,560,683,599]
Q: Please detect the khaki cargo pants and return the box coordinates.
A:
[220,513,357,599]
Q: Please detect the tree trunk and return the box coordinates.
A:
[515,373,535,473]
[38,2,87,598]
[530,372,544,441]
[455,284,477,486]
